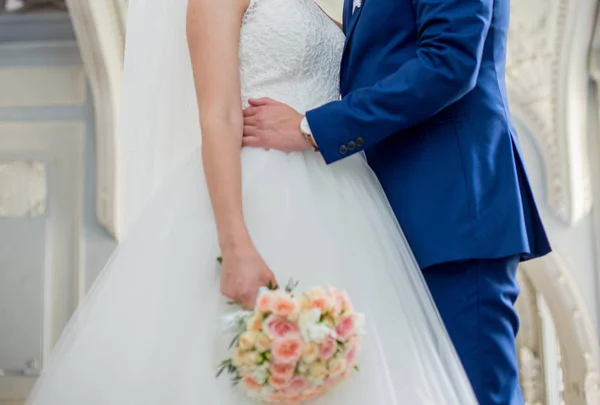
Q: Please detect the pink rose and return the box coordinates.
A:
[263,315,300,340]
[344,336,361,365]
[240,375,263,391]
[271,335,303,364]
[319,336,337,360]
[270,362,295,380]
[283,376,308,394]
[336,313,356,340]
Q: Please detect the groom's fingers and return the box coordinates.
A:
[243,115,257,127]
[248,97,277,106]
[243,124,257,136]
[242,136,262,148]
[243,107,257,117]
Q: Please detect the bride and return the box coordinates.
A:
[26,0,477,404]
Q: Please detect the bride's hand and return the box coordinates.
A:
[220,245,277,309]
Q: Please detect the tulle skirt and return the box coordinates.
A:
[26,147,477,404]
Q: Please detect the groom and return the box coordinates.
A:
[242,0,551,404]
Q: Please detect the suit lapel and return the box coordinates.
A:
[344,0,364,49]
[342,0,353,34]
[340,0,365,86]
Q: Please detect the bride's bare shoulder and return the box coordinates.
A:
[186,0,251,21]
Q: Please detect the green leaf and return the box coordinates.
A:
[285,278,299,293]
[216,359,232,378]
[216,256,223,264]
[229,334,240,349]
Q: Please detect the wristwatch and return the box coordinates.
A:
[300,117,319,152]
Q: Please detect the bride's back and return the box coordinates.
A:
[239,0,344,113]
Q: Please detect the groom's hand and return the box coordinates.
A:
[242,98,310,152]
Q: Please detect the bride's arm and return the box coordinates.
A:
[186,0,249,251]
[186,0,276,306]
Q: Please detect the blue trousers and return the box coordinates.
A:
[423,256,523,405]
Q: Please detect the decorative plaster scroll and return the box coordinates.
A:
[516,271,546,405]
[521,253,600,405]
[0,161,46,217]
[66,0,126,240]
[507,0,596,224]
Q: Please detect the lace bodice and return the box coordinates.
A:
[240,0,344,113]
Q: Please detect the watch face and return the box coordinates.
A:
[300,118,311,135]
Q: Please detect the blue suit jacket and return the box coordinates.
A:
[306,0,551,269]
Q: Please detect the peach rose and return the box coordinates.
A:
[256,290,277,313]
[246,313,264,332]
[270,362,295,380]
[232,347,245,367]
[263,315,300,340]
[305,287,335,312]
[319,336,337,360]
[241,375,262,391]
[271,335,303,364]
[238,331,257,350]
[301,342,320,364]
[298,294,310,310]
[327,357,347,378]
[243,351,260,367]
[271,292,300,320]
[254,332,271,352]
[342,290,354,309]
[296,386,320,402]
[336,313,356,340]
[269,374,290,390]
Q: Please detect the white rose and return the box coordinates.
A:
[299,309,333,343]
[251,364,269,384]
[308,361,328,381]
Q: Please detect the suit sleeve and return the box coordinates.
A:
[305,0,493,164]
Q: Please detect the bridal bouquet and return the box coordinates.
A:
[217,280,365,404]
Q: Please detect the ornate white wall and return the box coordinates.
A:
[0,10,117,402]
[0,1,598,404]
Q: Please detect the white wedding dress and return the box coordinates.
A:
[26,0,477,404]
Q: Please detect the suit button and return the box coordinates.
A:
[356,137,364,147]
[339,145,348,155]
[347,141,356,151]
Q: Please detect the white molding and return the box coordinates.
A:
[507,0,597,225]
[65,0,126,240]
[0,121,85,400]
[588,0,600,329]
[522,254,600,405]
[0,66,85,107]
[0,161,46,217]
